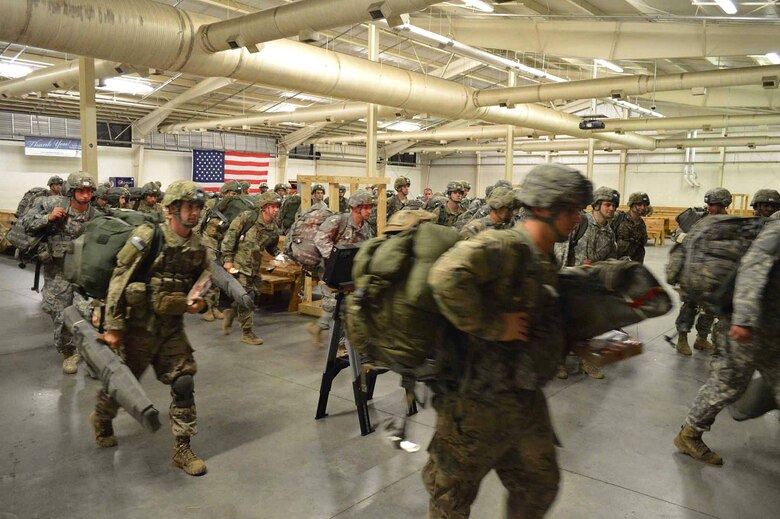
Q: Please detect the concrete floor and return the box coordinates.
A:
[0,244,778,519]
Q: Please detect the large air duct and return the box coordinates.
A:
[589,113,780,133]
[199,0,441,52]
[308,124,547,145]
[0,59,125,98]
[0,0,656,150]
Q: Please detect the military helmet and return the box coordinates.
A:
[628,192,651,207]
[311,183,325,194]
[258,191,283,207]
[237,180,251,193]
[517,164,592,209]
[401,199,425,210]
[462,181,472,191]
[141,182,161,197]
[494,179,513,189]
[95,185,109,199]
[592,186,620,207]
[485,185,495,199]
[751,189,780,207]
[704,187,732,207]
[259,182,269,190]
[66,171,96,194]
[47,175,64,187]
[394,176,411,190]
[348,190,373,208]
[338,184,347,193]
[487,186,518,210]
[274,183,288,192]
[104,186,127,205]
[220,180,240,194]
[162,180,206,207]
[446,181,464,195]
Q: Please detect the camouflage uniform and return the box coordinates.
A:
[425,225,564,519]
[221,209,281,333]
[459,215,512,239]
[569,212,617,266]
[611,211,647,263]
[20,194,95,356]
[441,203,465,227]
[684,217,780,433]
[137,182,165,217]
[137,199,165,217]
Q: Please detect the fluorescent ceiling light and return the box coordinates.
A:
[766,52,780,65]
[383,121,421,132]
[594,59,624,73]
[0,61,34,79]
[99,77,154,95]
[264,102,299,113]
[713,0,737,14]
[461,0,494,12]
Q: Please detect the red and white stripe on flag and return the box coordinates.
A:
[224,151,270,194]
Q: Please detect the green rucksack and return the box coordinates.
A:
[345,212,461,381]
[64,209,164,299]
[280,194,301,232]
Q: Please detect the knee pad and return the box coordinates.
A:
[171,374,195,408]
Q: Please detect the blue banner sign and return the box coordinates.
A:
[109,177,135,188]
[24,136,82,158]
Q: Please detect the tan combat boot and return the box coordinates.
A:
[212,308,225,319]
[694,335,715,354]
[556,364,569,380]
[201,308,215,322]
[62,353,81,375]
[173,436,207,476]
[240,330,264,345]
[676,334,692,356]
[579,357,604,379]
[222,309,234,335]
[674,424,723,465]
[89,412,118,448]
[306,322,323,347]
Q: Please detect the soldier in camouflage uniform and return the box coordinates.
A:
[136,182,165,217]
[47,175,64,196]
[220,192,283,345]
[424,163,593,519]
[258,182,269,194]
[306,191,374,345]
[751,188,780,218]
[324,185,349,213]
[20,171,96,374]
[674,212,780,465]
[312,183,326,206]
[674,188,732,356]
[611,192,650,263]
[93,184,110,214]
[460,186,518,239]
[440,181,466,227]
[94,181,209,476]
[563,186,619,267]
[421,187,433,203]
[387,177,411,220]
[104,186,129,209]
[237,180,251,195]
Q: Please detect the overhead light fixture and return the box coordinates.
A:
[99,77,154,95]
[461,0,494,12]
[595,59,624,73]
[0,61,34,79]
[713,0,738,14]
[263,102,299,113]
[383,121,421,132]
[766,52,780,65]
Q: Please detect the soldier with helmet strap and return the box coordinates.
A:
[751,189,780,218]
[93,184,110,214]
[20,171,97,374]
[388,176,411,219]
[611,192,651,263]
[258,182,269,194]
[459,180,473,209]
[95,181,209,476]
[137,182,164,217]
[439,181,466,226]
[424,163,592,519]
[47,175,64,196]
[274,183,289,198]
[460,186,518,239]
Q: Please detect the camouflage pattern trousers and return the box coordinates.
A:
[675,300,716,337]
[41,261,78,356]
[95,324,199,437]
[686,319,780,432]
[316,283,337,331]
[423,390,560,519]
[232,273,258,331]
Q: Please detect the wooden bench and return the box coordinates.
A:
[643,217,669,246]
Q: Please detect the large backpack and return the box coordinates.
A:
[676,207,706,233]
[202,195,259,242]
[15,187,49,218]
[345,214,461,381]
[454,199,487,230]
[678,215,766,315]
[280,194,302,232]
[285,204,335,268]
[7,197,70,258]
[63,209,164,299]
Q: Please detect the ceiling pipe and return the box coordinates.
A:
[0,0,656,150]
[308,124,548,145]
[0,59,126,98]
[199,0,441,52]
[475,65,780,107]
[590,113,780,133]
[159,102,411,133]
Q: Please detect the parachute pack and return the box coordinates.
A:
[15,187,49,218]
[676,207,706,233]
[280,193,302,232]
[345,212,460,381]
[285,204,335,268]
[63,209,164,299]
[6,197,70,258]
[678,215,766,315]
[454,199,488,230]
[202,194,259,241]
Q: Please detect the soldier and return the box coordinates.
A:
[47,175,64,196]
[137,182,165,217]
[305,191,374,345]
[236,180,250,195]
[460,180,473,209]
[424,163,592,519]
[220,192,283,345]
[20,171,96,373]
[460,186,517,239]
[259,182,269,194]
[674,188,732,356]
[324,185,349,213]
[612,192,650,263]
[421,187,433,203]
[311,183,326,206]
[274,183,289,198]
[94,181,209,476]
[569,186,619,266]
[674,212,780,465]
[93,185,110,214]
[751,189,780,218]
[388,176,411,220]
[104,187,129,209]
[440,181,466,226]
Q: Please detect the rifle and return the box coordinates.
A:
[31,258,42,292]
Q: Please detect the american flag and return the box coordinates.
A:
[192,150,270,193]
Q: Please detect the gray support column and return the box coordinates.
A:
[78,57,98,176]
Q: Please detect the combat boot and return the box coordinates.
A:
[240,330,264,345]
[674,424,723,465]
[306,322,323,347]
[676,334,692,356]
[62,353,81,375]
[694,335,715,354]
[173,436,207,476]
[201,308,215,322]
[222,309,234,335]
[579,357,604,379]
[212,308,225,319]
[556,364,569,380]
[89,412,118,448]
